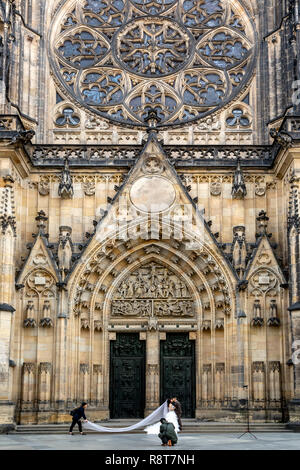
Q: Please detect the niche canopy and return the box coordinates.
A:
[50,0,256,128]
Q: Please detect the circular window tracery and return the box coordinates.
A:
[50,0,256,128]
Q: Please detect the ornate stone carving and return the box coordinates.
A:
[23,363,35,374]
[210,181,222,196]
[33,253,48,266]
[38,180,50,196]
[250,269,278,295]
[83,181,96,196]
[39,317,53,328]
[255,184,266,197]
[58,226,73,273]
[269,361,280,372]
[80,364,89,374]
[201,320,211,331]
[267,299,280,327]
[58,158,73,199]
[216,363,225,373]
[146,364,159,376]
[23,318,37,328]
[143,156,164,175]
[232,160,247,199]
[251,299,264,327]
[256,210,270,237]
[39,363,52,374]
[270,128,292,148]
[215,318,224,330]
[111,262,194,318]
[81,318,90,330]
[0,175,16,236]
[253,361,265,373]
[94,320,103,331]
[93,364,102,374]
[26,270,55,295]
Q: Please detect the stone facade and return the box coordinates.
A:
[0,0,300,427]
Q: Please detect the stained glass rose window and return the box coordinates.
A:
[49,0,256,127]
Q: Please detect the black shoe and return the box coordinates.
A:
[80,432,86,435]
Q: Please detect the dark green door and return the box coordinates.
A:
[110,333,145,419]
[160,333,195,418]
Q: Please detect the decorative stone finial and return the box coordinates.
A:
[144,107,161,129]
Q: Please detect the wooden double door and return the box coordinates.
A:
[110,333,195,419]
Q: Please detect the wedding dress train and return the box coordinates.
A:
[83,400,169,433]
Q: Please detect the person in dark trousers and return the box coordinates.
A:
[158,418,178,447]
[69,402,88,435]
[171,397,183,431]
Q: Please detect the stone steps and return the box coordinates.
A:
[14,421,291,434]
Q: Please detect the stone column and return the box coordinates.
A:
[93,365,103,406]
[22,363,36,409]
[215,363,225,405]
[145,330,160,415]
[80,364,90,402]
[53,284,68,420]
[288,303,300,421]
[202,364,212,406]
[252,361,265,405]
[0,176,16,430]
[38,363,52,406]
[269,361,281,403]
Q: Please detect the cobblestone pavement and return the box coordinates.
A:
[0,433,299,450]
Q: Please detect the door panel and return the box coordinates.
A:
[160,333,195,418]
[110,333,145,418]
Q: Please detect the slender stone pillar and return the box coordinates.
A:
[0,176,16,430]
[288,303,300,422]
[53,284,68,420]
[145,330,160,415]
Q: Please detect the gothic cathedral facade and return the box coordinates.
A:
[1,0,300,429]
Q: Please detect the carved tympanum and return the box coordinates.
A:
[111,262,194,317]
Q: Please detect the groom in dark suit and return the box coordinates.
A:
[171,397,182,431]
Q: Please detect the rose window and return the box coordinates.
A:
[49,0,256,127]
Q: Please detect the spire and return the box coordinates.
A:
[58,158,73,199]
[0,174,16,236]
[231,159,247,200]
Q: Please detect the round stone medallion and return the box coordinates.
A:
[130,176,176,213]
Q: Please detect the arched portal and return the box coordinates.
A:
[68,232,237,420]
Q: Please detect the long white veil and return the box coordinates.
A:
[83,400,168,433]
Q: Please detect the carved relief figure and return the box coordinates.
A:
[111,262,194,317]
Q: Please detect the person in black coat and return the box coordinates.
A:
[69,402,88,435]
[170,397,183,431]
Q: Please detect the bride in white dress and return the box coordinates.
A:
[144,401,180,435]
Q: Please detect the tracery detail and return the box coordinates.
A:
[50,0,255,127]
